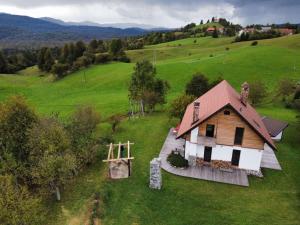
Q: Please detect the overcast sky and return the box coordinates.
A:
[0,0,299,27]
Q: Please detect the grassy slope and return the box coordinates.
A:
[1,35,300,225]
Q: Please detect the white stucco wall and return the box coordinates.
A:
[272,131,283,141]
[190,127,198,143]
[185,141,264,171]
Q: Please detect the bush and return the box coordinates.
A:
[251,41,258,46]
[167,151,188,168]
[51,63,69,78]
[294,88,300,100]
[95,53,111,64]
[169,94,195,119]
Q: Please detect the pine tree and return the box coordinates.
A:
[43,48,54,72]
[60,44,69,64]
[74,41,86,58]
[37,47,47,71]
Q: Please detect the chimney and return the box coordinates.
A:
[192,101,200,123]
[240,82,250,105]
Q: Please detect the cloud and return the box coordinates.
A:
[0,0,299,26]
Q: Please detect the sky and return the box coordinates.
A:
[0,0,299,27]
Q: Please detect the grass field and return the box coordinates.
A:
[1,35,300,225]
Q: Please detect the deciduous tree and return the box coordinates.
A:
[169,94,195,119]
[28,118,76,201]
[185,73,210,97]
[0,175,45,225]
[249,80,268,105]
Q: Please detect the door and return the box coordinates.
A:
[206,124,215,137]
[204,146,212,162]
[231,150,241,166]
[234,127,244,145]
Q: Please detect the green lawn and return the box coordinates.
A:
[1,34,300,225]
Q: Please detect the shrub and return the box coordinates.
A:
[251,41,258,46]
[167,151,188,168]
[169,94,195,119]
[95,53,111,64]
[294,88,300,100]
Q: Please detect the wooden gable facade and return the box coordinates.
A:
[188,106,265,150]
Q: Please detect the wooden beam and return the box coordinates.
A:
[127,140,130,158]
[107,143,113,161]
[103,157,135,162]
[111,144,114,159]
[117,142,121,159]
[106,143,134,147]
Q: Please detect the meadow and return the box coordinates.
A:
[0,35,300,225]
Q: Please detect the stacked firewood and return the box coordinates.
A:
[211,160,232,169]
[196,158,205,167]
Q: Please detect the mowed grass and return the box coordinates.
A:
[0,34,300,225]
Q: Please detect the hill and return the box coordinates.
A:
[39,17,169,30]
[0,35,300,225]
[0,13,148,48]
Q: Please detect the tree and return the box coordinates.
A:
[0,51,8,73]
[108,114,123,133]
[67,106,100,168]
[249,80,268,105]
[74,41,86,58]
[0,175,45,225]
[185,73,210,97]
[43,48,55,72]
[209,76,223,89]
[60,44,69,64]
[37,47,47,71]
[277,78,295,100]
[212,26,219,38]
[0,96,38,163]
[37,47,54,72]
[109,39,123,57]
[88,39,98,53]
[28,118,76,201]
[67,43,76,65]
[169,94,195,119]
[51,63,69,78]
[129,60,169,113]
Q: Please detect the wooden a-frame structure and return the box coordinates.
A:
[103,141,134,179]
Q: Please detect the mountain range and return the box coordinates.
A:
[0,13,159,49]
[39,17,167,30]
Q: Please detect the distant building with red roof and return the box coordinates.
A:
[177,80,278,172]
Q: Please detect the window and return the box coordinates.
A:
[205,124,215,137]
[234,127,244,145]
[224,110,230,115]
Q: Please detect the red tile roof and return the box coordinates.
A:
[206,27,216,32]
[177,80,276,149]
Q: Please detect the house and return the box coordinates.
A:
[262,116,288,141]
[277,28,294,36]
[206,27,224,34]
[261,26,272,32]
[176,80,276,172]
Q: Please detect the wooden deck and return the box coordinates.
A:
[159,129,249,187]
[261,147,282,170]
